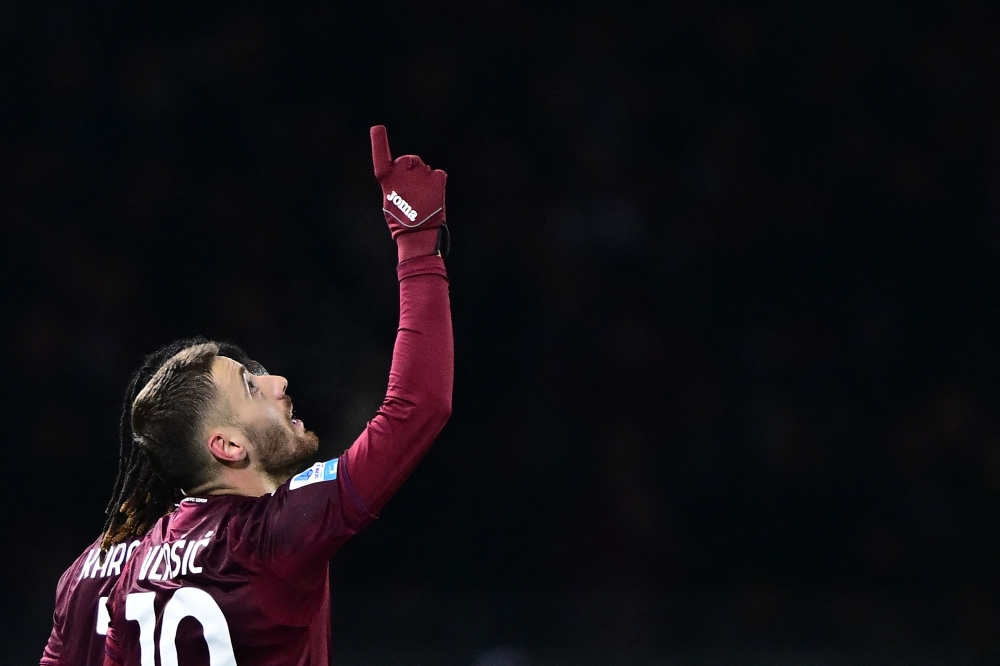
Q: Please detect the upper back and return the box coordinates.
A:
[105,458,372,666]
[41,535,142,666]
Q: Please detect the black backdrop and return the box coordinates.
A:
[3,1,1000,663]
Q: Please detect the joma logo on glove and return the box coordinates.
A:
[387,191,418,222]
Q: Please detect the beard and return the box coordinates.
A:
[242,418,320,484]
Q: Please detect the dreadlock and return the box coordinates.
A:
[101,337,265,550]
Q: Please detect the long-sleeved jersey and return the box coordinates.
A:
[103,254,452,665]
[40,536,143,666]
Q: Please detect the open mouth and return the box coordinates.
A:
[288,406,303,429]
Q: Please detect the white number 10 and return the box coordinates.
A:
[97,588,236,666]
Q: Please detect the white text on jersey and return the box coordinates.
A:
[79,540,141,580]
[136,531,214,582]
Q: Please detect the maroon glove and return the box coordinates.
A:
[371,125,448,260]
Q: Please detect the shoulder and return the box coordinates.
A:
[51,534,103,611]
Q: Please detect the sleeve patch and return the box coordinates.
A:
[289,458,339,490]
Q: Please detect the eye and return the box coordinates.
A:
[246,375,260,395]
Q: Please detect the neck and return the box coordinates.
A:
[186,469,280,498]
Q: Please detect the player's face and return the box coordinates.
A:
[212,356,319,481]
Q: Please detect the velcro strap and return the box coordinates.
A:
[396,254,448,281]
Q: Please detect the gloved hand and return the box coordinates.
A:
[370,125,448,260]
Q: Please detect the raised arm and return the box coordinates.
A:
[339,126,453,514]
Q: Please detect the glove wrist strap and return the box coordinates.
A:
[396,228,442,263]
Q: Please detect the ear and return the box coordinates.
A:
[207,427,248,464]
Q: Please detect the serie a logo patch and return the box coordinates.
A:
[289,459,339,490]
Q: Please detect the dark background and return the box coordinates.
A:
[3,1,1000,663]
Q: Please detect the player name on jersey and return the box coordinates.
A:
[79,530,216,584]
[79,540,141,580]
[135,531,214,582]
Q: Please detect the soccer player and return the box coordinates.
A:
[41,340,269,666]
[102,125,453,665]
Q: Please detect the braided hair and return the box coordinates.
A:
[101,337,264,550]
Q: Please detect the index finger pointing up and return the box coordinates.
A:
[370,125,392,179]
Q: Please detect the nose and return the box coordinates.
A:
[261,374,288,399]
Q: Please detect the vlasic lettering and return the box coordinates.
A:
[136,531,213,582]
[387,191,419,222]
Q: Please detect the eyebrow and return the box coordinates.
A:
[236,364,252,398]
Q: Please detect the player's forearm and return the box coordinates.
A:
[396,227,440,263]
[341,249,453,513]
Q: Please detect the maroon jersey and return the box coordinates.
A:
[104,463,370,665]
[105,255,453,665]
[41,535,142,666]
